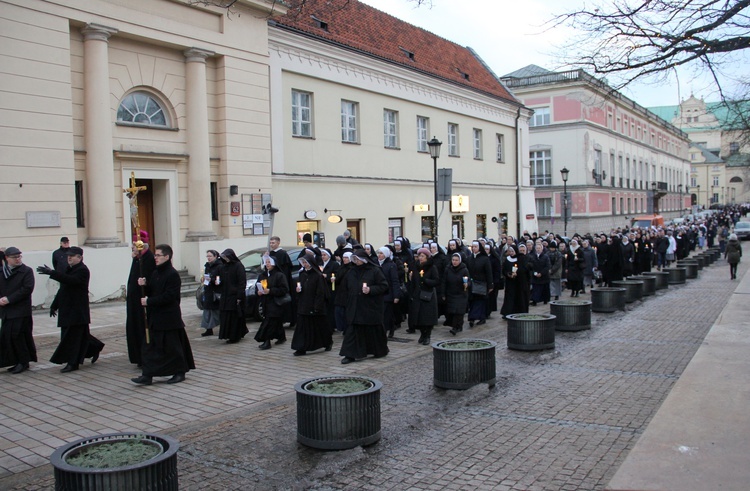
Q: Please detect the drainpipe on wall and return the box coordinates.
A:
[515,107,522,238]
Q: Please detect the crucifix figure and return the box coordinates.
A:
[123,172,147,249]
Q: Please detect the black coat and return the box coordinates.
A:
[527,251,551,285]
[321,259,340,303]
[144,260,184,331]
[566,247,585,282]
[466,252,493,296]
[297,267,327,316]
[50,262,90,327]
[219,260,246,312]
[333,262,354,307]
[258,267,289,318]
[344,261,388,325]
[442,262,469,315]
[202,258,222,310]
[0,263,34,319]
[379,258,401,302]
[52,247,70,274]
[408,259,439,326]
[431,251,449,297]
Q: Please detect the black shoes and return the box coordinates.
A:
[293,350,306,356]
[405,328,416,334]
[10,364,28,374]
[91,350,100,364]
[131,375,153,385]
[387,330,395,339]
[166,373,185,384]
[420,337,431,346]
[530,301,537,306]
[259,341,271,350]
[275,337,286,345]
[325,342,333,352]
[476,320,486,326]
[61,364,78,373]
[449,327,463,336]
[468,321,474,328]
[341,357,355,364]
[201,329,214,337]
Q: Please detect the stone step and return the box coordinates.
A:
[177,269,200,298]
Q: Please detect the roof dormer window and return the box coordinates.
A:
[458,69,470,81]
[398,46,415,61]
[311,15,328,31]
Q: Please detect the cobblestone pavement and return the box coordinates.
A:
[2,254,744,490]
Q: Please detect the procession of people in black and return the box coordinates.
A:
[2,203,746,379]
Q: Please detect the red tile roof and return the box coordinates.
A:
[273,0,518,104]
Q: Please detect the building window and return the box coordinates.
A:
[388,218,403,243]
[691,176,697,187]
[75,180,85,228]
[713,175,719,186]
[341,100,358,143]
[626,157,631,188]
[383,109,399,148]
[421,216,435,242]
[473,128,482,159]
[291,90,312,137]
[117,91,168,127]
[496,134,505,163]
[448,123,459,156]
[730,142,740,155]
[609,152,615,186]
[536,198,552,217]
[530,150,552,186]
[620,197,624,215]
[210,182,219,221]
[530,107,550,127]
[476,214,487,237]
[594,149,603,185]
[417,116,429,152]
[618,156,624,187]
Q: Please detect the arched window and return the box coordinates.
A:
[730,176,743,183]
[117,91,168,127]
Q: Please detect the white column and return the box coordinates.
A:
[82,24,120,246]
[184,48,216,240]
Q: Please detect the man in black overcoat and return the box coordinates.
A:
[51,237,70,273]
[125,237,155,367]
[38,246,104,372]
[0,247,37,374]
[132,244,195,385]
[269,235,296,327]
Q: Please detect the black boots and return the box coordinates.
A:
[201,328,214,337]
[166,372,185,384]
[131,375,152,385]
[259,341,271,350]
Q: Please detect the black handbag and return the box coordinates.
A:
[471,280,488,296]
[419,289,433,302]
[274,293,292,306]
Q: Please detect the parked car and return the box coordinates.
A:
[196,246,304,320]
[734,221,750,240]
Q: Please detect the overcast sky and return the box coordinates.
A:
[360,0,730,109]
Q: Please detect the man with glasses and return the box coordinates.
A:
[132,244,195,385]
[38,246,104,373]
[0,247,37,374]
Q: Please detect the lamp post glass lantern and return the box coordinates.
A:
[427,137,442,240]
[560,167,569,237]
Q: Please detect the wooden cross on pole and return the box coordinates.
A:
[123,172,148,251]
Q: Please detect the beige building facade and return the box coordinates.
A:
[2,0,282,305]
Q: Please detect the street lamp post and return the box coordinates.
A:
[560,167,569,237]
[678,184,683,213]
[696,184,700,209]
[427,137,442,241]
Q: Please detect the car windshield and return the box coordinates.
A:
[633,220,652,228]
[735,223,750,229]
[238,250,266,274]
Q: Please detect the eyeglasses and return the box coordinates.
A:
[6,255,21,259]
[154,253,166,257]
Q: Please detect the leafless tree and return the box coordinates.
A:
[551,0,750,98]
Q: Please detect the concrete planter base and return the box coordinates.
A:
[50,433,179,491]
[295,376,382,450]
[629,275,656,296]
[506,314,556,350]
[432,339,497,389]
[591,287,627,312]
[611,281,642,303]
[549,300,592,331]
[643,271,669,290]
[664,267,687,284]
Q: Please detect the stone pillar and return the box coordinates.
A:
[82,24,120,247]
[184,48,216,240]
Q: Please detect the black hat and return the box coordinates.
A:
[4,246,21,256]
[351,249,369,262]
[548,241,557,249]
[302,233,312,243]
[66,246,83,256]
[60,236,70,243]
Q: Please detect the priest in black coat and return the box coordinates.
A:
[38,246,104,373]
[0,247,37,374]
[125,240,155,366]
[131,244,195,385]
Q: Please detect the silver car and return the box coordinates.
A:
[734,222,750,240]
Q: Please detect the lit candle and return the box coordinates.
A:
[331,273,336,291]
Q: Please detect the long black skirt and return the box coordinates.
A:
[339,323,389,360]
[219,309,249,342]
[291,314,331,352]
[141,328,195,377]
[50,324,103,366]
[468,295,487,322]
[254,316,285,342]
[0,317,37,367]
[125,295,146,364]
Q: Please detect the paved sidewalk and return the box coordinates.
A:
[0,252,745,490]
